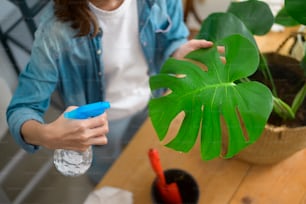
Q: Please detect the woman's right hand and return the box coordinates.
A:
[22,106,109,152]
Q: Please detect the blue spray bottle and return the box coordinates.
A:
[53,101,110,176]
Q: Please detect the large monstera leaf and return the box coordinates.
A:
[196,12,256,47]
[227,0,274,36]
[149,34,273,160]
[285,0,306,25]
[275,0,306,27]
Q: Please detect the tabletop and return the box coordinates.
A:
[96,27,306,204]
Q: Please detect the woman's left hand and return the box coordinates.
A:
[172,39,225,63]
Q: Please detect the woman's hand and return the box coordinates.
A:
[172,39,226,63]
[172,39,213,59]
[22,106,109,152]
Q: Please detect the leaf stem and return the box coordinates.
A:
[259,53,278,97]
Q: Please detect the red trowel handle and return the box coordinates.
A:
[148,148,167,185]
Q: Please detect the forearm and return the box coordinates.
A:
[20,110,109,151]
[21,120,50,148]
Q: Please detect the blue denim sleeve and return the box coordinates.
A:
[151,0,190,71]
[6,20,59,153]
[163,0,189,57]
[7,107,43,153]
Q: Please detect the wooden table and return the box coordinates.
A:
[96,120,306,203]
[96,27,306,203]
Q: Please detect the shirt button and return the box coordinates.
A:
[143,42,147,46]
[98,72,102,76]
[97,50,102,55]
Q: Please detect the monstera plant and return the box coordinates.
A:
[275,0,306,68]
[149,0,306,162]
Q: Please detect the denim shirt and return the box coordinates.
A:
[6,0,189,153]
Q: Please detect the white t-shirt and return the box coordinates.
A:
[89,0,151,121]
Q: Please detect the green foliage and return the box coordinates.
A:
[196,12,255,43]
[275,0,306,27]
[148,0,305,160]
[285,0,306,25]
[275,7,300,27]
[302,55,306,73]
[149,34,273,160]
[227,0,274,35]
[227,0,306,121]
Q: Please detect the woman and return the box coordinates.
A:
[6,0,215,184]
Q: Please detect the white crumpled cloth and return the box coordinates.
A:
[84,186,133,204]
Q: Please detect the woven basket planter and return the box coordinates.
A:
[235,125,306,164]
[234,49,306,165]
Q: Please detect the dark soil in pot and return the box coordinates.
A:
[250,52,306,127]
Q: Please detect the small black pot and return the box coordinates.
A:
[151,169,199,204]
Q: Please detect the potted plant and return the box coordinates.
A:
[148,0,306,164]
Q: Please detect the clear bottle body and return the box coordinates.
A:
[53,146,93,176]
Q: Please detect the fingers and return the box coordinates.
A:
[220,56,226,64]
[66,134,108,152]
[188,39,213,49]
[86,134,108,146]
[66,110,109,146]
[192,41,225,56]
[190,41,226,64]
[217,46,226,64]
[85,112,108,129]
[172,39,214,59]
[65,106,78,112]
[83,124,109,143]
[217,46,225,55]
[78,113,109,143]
[68,124,108,151]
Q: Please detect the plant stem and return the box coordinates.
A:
[291,83,306,115]
[259,53,278,97]
[273,96,295,120]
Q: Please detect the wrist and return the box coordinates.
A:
[21,120,50,147]
[172,49,182,59]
